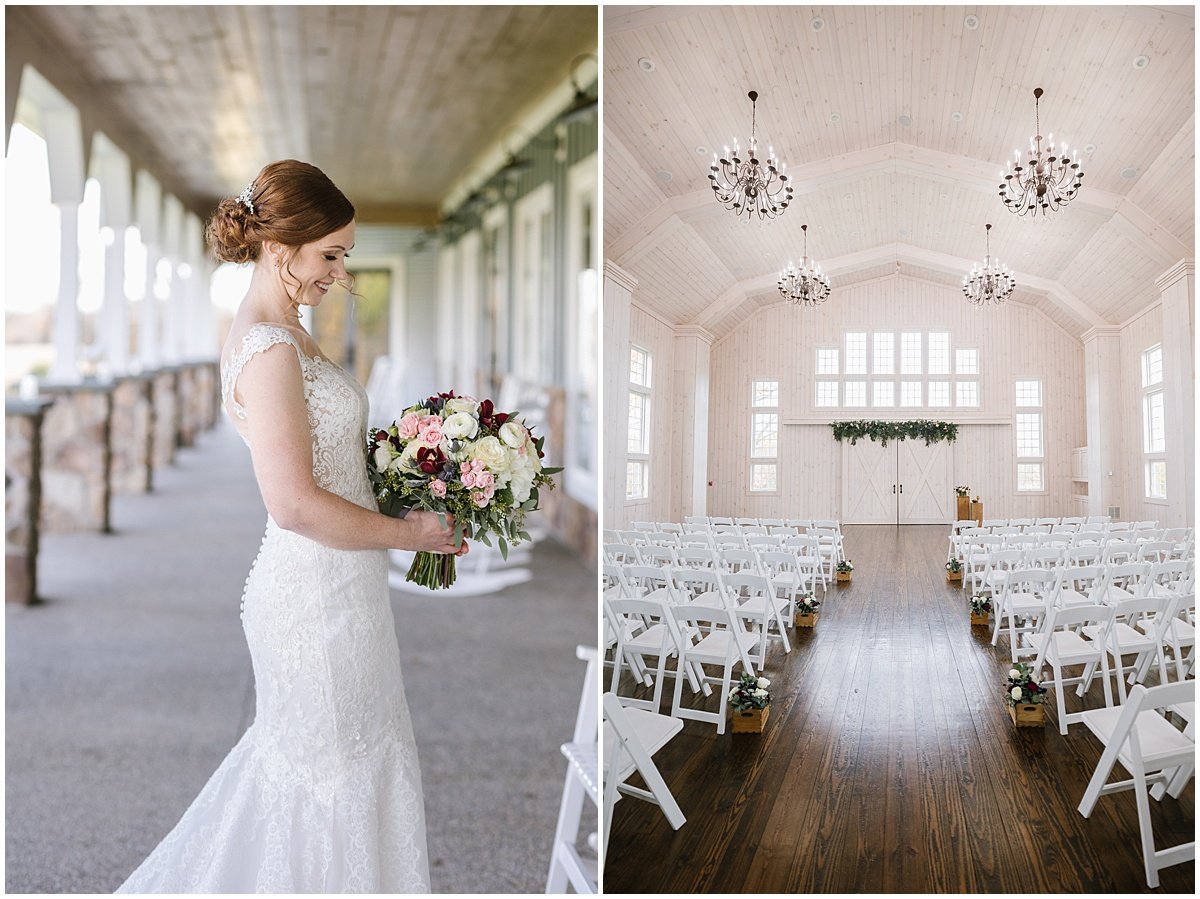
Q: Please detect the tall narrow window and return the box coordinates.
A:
[845,332,867,375]
[900,332,922,375]
[1014,379,1044,492]
[1142,345,1166,499]
[928,332,950,375]
[626,346,651,500]
[872,332,894,375]
[750,379,779,492]
[815,347,839,375]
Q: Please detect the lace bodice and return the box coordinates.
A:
[220,323,375,510]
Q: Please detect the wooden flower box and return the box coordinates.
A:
[947,570,963,583]
[731,705,769,734]
[970,611,990,626]
[956,494,971,521]
[836,571,852,583]
[795,611,818,628]
[1008,702,1045,728]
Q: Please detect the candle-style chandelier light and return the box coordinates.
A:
[709,90,793,220]
[962,223,1015,306]
[778,224,831,307]
[998,87,1084,216]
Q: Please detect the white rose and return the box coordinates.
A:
[510,466,535,505]
[753,688,768,698]
[470,435,510,473]
[757,677,771,688]
[373,446,393,471]
[442,411,479,441]
[1010,686,1023,701]
[525,435,543,471]
[499,420,526,449]
[1008,669,1020,679]
[444,397,479,417]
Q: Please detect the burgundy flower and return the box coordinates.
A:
[374,429,389,442]
[416,445,445,474]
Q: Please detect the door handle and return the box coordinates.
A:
[900,484,904,494]
[893,484,896,494]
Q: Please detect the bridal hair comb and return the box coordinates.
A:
[237,181,256,215]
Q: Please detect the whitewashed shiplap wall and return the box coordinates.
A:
[1118,303,1167,525]
[707,275,1086,521]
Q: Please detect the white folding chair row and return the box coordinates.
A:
[1028,602,1115,735]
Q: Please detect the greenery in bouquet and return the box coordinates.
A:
[954,485,971,497]
[728,672,771,712]
[836,559,854,573]
[1004,661,1047,706]
[367,391,561,589]
[969,594,992,615]
[796,593,821,615]
[945,558,962,573]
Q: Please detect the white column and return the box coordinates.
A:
[1082,327,1123,518]
[160,195,183,363]
[603,261,636,528]
[96,142,132,374]
[181,213,206,359]
[670,326,712,521]
[1155,260,1195,526]
[50,202,81,381]
[135,171,162,368]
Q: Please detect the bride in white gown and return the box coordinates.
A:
[118,160,467,893]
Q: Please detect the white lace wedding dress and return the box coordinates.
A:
[118,323,430,893]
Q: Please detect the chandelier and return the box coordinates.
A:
[709,90,793,220]
[962,223,1015,306]
[777,225,831,306]
[998,87,1084,216]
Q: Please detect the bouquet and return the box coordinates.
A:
[796,593,821,615]
[728,672,771,712]
[367,392,560,589]
[954,485,971,497]
[945,558,962,574]
[1004,661,1047,706]
[969,595,992,615]
[836,559,854,573]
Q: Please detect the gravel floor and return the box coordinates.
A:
[5,421,596,893]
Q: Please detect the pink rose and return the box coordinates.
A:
[398,414,420,439]
[430,479,447,498]
[421,414,443,429]
[461,470,476,488]
[420,426,443,446]
[472,490,489,508]
[475,470,494,491]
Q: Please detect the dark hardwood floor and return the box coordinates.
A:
[603,525,1195,893]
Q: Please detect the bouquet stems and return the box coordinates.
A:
[407,550,457,589]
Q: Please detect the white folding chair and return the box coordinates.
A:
[992,568,1055,663]
[607,596,703,712]
[669,602,758,734]
[947,519,977,563]
[759,549,817,622]
[602,692,686,862]
[964,535,1003,593]
[638,544,679,569]
[980,549,1023,596]
[724,570,791,667]
[1095,561,1152,605]
[1054,564,1104,608]
[1028,603,1115,735]
[1081,596,1166,703]
[1076,681,1195,888]
[718,547,762,577]
[547,646,600,894]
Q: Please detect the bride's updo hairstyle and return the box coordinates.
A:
[206,160,355,266]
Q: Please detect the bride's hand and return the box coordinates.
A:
[402,510,465,554]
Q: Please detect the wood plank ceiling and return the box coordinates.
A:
[604,5,1195,339]
[12,5,596,223]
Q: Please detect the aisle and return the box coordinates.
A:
[605,525,1195,893]
[6,421,595,893]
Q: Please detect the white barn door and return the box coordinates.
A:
[898,441,952,524]
[842,441,895,523]
[843,440,953,524]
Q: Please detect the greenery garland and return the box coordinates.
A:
[831,419,958,447]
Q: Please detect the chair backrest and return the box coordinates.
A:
[1060,517,1085,526]
[1086,515,1112,524]
[986,549,1024,571]
[1056,564,1104,592]
[1006,567,1057,592]
[719,548,762,575]
[1051,523,1078,534]
[1111,595,1167,632]
[608,597,680,654]
[741,525,768,536]
[639,545,679,568]
[982,519,1006,529]
[1038,534,1071,547]
[722,570,772,600]
[1025,525,1052,535]
[714,534,745,549]
[759,518,785,528]
[681,522,711,534]
[709,516,733,526]
[671,566,723,596]
[1024,546,1064,569]
[671,602,755,672]
[631,521,655,532]
[604,543,641,564]
[618,530,647,544]
[624,564,673,594]
[676,546,718,568]
[1036,517,1060,526]
[1150,559,1195,592]
[951,519,976,533]
[734,517,759,527]
[1009,518,1034,528]
[813,519,840,531]
[602,562,630,592]
[660,522,684,534]
[746,534,783,548]
[1137,541,1173,564]
[1065,545,1102,566]
[994,526,1022,537]
[646,532,681,548]
[683,515,707,526]
[1133,520,1159,531]
[1104,541,1139,564]
[1102,561,1152,595]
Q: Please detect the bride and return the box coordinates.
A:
[117,160,466,893]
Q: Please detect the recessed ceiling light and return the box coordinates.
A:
[1084,143,1097,154]
[1133,54,1150,70]
[898,114,913,127]
[811,16,825,32]
[830,111,841,123]
[695,146,708,156]
[637,57,655,72]
[655,169,673,182]
[964,14,980,30]
[951,111,964,123]
[1120,166,1139,181]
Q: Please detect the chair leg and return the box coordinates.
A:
[546,771,586,893]
[1131,756,1159,888]
[1053,658,1069,736]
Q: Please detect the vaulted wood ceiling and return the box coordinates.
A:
[9,5,596,223]
[604,5,1195,339]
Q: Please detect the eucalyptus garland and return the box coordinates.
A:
[831,419,958,447]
